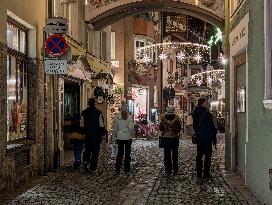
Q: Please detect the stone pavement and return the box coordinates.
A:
[3,136,260,205]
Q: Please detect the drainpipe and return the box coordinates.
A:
[160,11,164,114]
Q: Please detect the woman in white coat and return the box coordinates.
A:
[112,101,134,174]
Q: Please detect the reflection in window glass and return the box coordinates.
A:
[7,56,27,141]
[7,23,19,51]
[20,31,26,53]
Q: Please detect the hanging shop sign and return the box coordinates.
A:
[45,18,68,34]
[164,13,187,36]
[45,60,68,75]
[45,34,68,57]
[229,13,249,54]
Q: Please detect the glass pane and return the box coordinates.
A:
[140,42,145,47]
[7,23,19,51]
[20,31,26,53]
[7,55,27,141]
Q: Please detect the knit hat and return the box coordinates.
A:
[197,98,207,106]
[166,106,175,115]
[120,101,127,112]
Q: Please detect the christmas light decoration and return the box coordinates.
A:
[159,53,168,60]
[136,42,211,64]
[194,53,202,63]
[207,28,222,46]
[177,51,186,62]
[143,55,152,63]
[190,69,225,87]
[196,79,202,86]
[207,76,213,84]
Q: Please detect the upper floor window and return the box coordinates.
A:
[7,22,26,53]
[134,37,155,63]
[230,0,244,16]
[135,39,146,60]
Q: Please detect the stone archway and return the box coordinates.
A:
[86,0,224,30]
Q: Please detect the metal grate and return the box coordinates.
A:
[14,150,30,169]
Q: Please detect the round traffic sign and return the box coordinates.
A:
[45,34,68,57]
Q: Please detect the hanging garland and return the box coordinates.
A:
[136,42,211,64]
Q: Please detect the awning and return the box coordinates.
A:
[85,52,111,74]
[65,35,111,74]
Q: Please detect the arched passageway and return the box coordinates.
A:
[86,0,224,30]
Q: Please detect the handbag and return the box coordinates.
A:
[159,136,164,148]
[192,111,207,144]
[111,143,118,159]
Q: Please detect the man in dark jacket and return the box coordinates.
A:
[81,98,106,172]
[193,98,217,179]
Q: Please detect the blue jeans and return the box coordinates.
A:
[72,140,84,168]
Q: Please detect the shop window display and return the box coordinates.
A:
[7,21,28,141]
[7,56,27,141]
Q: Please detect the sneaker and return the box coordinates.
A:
[163,172,172,177]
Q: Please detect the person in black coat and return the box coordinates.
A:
[81,98,106,172]
[193,98,217,179]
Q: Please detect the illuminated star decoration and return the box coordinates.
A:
[159,53,168,60]
[194,53,202,63]
[177,52,186,62]
[214,28,223,44]
[143,55,152,64]
[196,79,202,86]
[207,76,213,84]
[207,28,222,46]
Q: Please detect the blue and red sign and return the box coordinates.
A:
[45,34,67,57]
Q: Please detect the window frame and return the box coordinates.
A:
[7,19,28,142]
[230,0,245,18]
[264,0,272,99]
[134,36,155,62]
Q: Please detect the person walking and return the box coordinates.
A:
[193,98,217,179]
[159,106,182,176]
[81,98,106,173]
[68,114,85,170]
[112,101,134,174]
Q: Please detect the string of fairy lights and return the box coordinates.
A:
[190,69,225,87]
[136,42,211,64]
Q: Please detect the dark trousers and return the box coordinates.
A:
[83,142,101,171]
[72,139,84,168]
[196,142,213,177]
[116,139,132,172]
[163,138,179,174]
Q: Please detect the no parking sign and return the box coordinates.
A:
[45,34,67,57]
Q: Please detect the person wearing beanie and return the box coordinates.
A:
[193,98,217,179]
[112,101,134,174]
[159,106,182,176]
[69,113,85,170]
[81,98,106,173]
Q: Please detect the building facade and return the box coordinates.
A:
[0,0,112,192]
[0,0,47,192]
[225,0,272,204]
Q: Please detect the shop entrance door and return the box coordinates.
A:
[63,79,81,164]
[234,52,247,177]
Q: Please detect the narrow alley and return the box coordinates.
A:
[3,136,258,205]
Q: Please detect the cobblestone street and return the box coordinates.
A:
[4,137,259,205]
